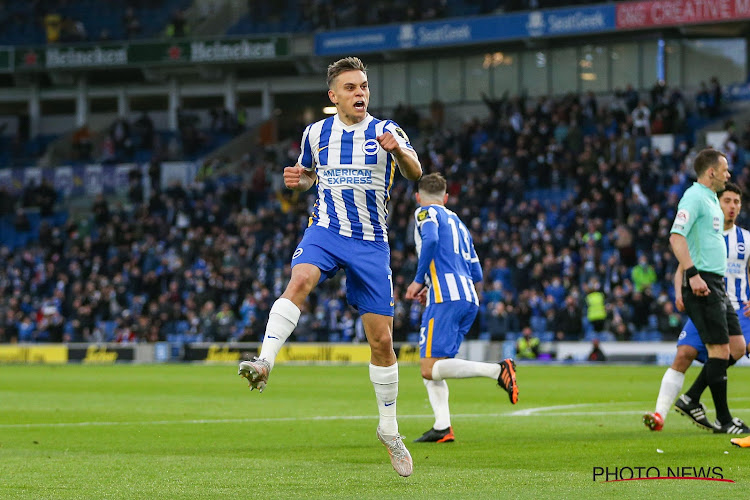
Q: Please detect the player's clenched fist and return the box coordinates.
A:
[377,132,400,153]
[284,165,306,189]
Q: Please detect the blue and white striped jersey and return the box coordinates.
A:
[297,113,414,242]
[724,225,750,310]
[413,204,482,306]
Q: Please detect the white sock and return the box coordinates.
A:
[424,378,451,430]
[258,298,300,370]
[655,368,685,420]
[370,363,399,435]
[432,358,501,381]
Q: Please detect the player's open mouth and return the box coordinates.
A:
[354,101,365,110]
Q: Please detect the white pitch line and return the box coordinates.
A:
[2,402,749,429]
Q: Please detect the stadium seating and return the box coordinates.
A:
[0,0,192,46]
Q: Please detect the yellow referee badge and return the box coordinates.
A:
[394,127,410,142]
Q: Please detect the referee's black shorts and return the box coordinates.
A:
[683,272,740,346]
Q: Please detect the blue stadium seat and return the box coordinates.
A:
[599,332,616,342]
[540,331,555,342]
[633,330,649,342]
[102,321,117,341]
[648,331,663,341]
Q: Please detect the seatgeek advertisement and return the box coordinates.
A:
[314,5,616,56]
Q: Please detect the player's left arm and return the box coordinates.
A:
[468,233,483,283]
[377,126,422,181]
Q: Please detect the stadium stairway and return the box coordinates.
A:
[37,115,113,168]
[199,118,275,174]
[693,100,750,149]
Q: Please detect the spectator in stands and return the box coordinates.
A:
[584,279,607,333]
[166,10,188,38]
[43,11,62,43]
[696,82,712,117]
[72,124,93,161]
[215,302,236,341]
[555,295,583,341]
[657,301,682,340]
[486,301,516,340]
[516,327,540,360]
[611,317,633,341]
[110,117,133,160]
[148,158,161,192]
[631,254,657,293]
[710,77,722,117]
[123,7,142,39]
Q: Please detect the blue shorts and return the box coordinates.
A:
[677,309,750,363]
[291,225,394,316]
[419,301,479,358]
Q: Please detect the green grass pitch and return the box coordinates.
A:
[1,363,749,499]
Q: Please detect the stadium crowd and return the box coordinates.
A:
[1,77,748,346]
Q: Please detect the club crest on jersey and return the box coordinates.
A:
[739,242,746,253]
[292,248,304,259]
[362,139,380,155]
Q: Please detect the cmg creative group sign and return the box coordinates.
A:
[616,0,750,28]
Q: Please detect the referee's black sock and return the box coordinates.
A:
[684,365,708,402]
[705,357,732,425]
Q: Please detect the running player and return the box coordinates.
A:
[405,173,518,444]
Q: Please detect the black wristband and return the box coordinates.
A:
[685,266,699,279]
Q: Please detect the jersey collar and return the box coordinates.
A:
[335,113,372,131]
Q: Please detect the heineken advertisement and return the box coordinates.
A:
[189,39,282,62]
[46,45,128,68]
[7,36,288,72]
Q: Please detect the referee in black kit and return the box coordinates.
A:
[669,148,748,434]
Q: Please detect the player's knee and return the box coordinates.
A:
[420,365,433,380]
[730,340,746,360]
[287,271,316,296]
[672,353,693,372]
[367,331,393,355]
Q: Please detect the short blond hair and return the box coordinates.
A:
[326,57,367,88]
[418,173,447,197]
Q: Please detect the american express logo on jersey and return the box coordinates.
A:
[321,167,373,185]
[727,261,745,275]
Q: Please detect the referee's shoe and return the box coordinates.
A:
[674,394,713,431]
[714,417,750,434]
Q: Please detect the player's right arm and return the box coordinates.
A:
[284,164,317,192]
[670,197,709,296]
[286,124,318,192]
[674,262,684,312]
